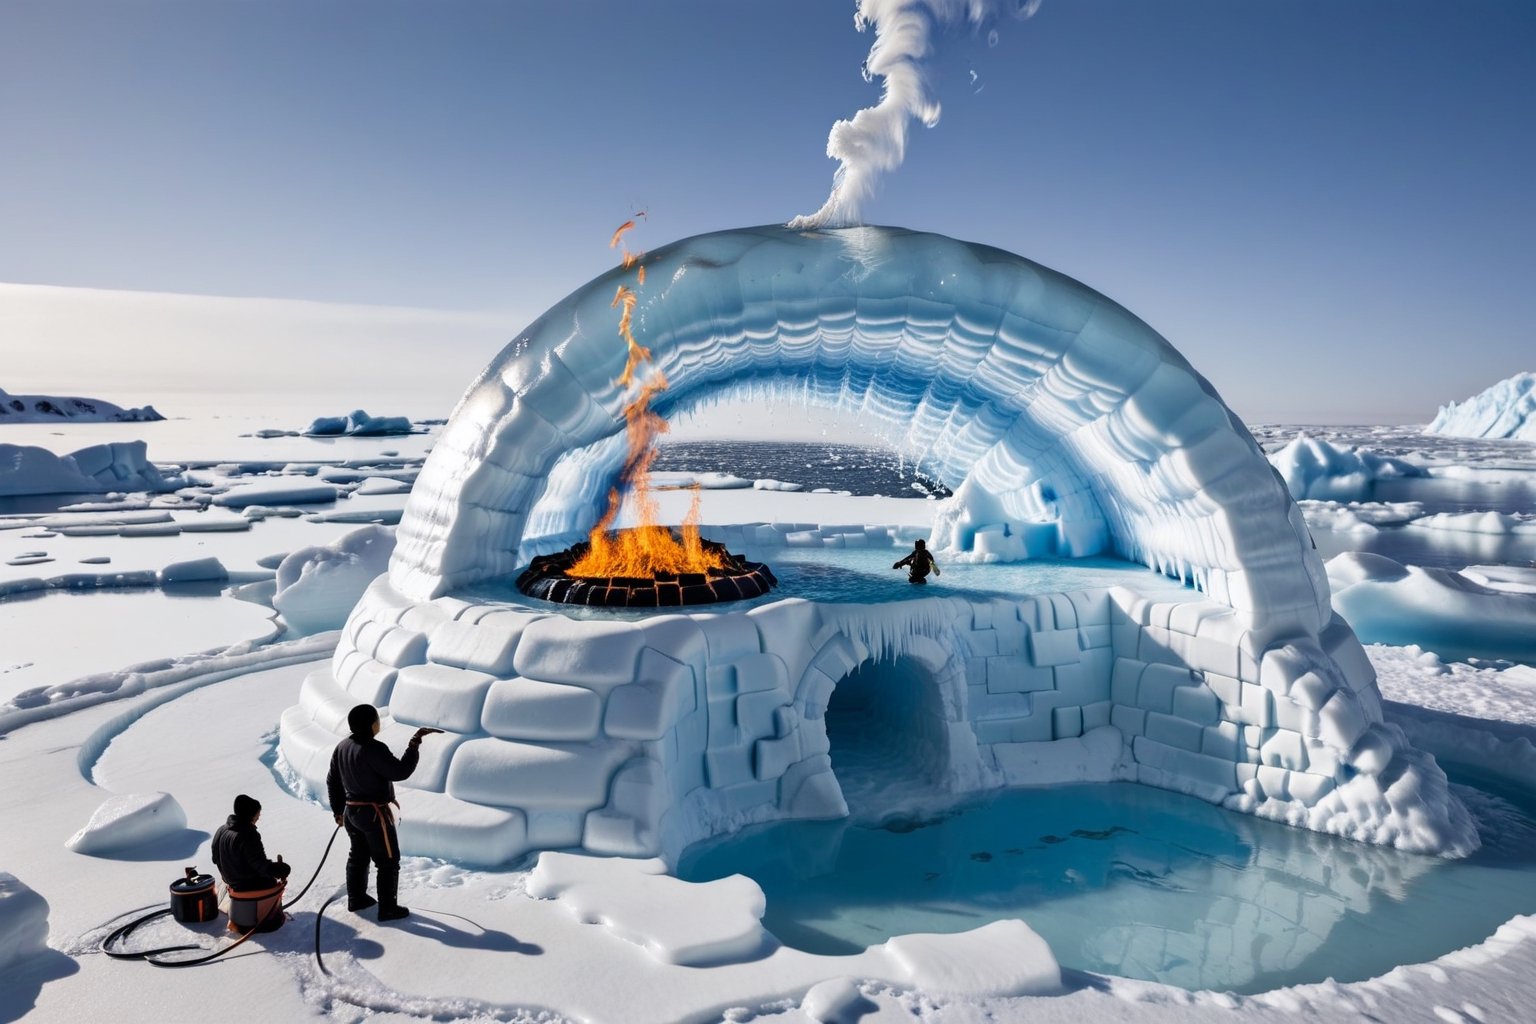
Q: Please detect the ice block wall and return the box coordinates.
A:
[279,563,1476,866]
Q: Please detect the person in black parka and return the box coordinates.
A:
[893,538,941,585]
[211,794,292,929]
[326,703,435,921]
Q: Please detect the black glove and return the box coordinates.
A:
[272,860,292,880]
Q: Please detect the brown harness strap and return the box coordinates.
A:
[345,800,397,859]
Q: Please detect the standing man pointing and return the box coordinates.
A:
[326,703,438,921]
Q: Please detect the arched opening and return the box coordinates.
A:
[823,653,952,818]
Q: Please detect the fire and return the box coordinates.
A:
[568,218,726,580]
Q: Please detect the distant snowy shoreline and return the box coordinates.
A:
[0,387,162,424]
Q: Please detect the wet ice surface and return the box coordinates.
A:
[0,586,277,702]
[678,773,1536,994]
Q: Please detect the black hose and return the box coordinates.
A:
[314,892,344,976]
[278,823,343,909]
[101,823,342,967]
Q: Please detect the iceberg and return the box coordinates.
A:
[1426,372,1536,441]
[280,225,1475,869]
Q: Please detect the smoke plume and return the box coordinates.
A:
[788,0,1040,230]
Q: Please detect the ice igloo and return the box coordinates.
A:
[278,225,1477,865]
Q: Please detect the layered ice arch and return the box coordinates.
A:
[279,226,1476,866]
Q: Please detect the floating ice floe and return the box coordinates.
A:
[1461,565,1536,595]
[1426,371,1536,441]
[159,556,229,584]
[212,479,342,508]
[1327,552,1536,662]
[304,409,415,437]
[65,791,187,855]
[1269,432,1424,501]
[281,225,1476,867]
[0,441,176,497]
[1296,499,1424,532]
[1406,510,1536,536]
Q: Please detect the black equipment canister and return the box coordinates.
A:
[169,867,218,923]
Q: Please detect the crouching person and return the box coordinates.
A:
[211,794,291,933]
[327,704,435,922]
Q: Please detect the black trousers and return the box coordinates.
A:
[343,804,401,910]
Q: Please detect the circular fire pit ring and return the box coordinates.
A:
[516,537,777,608]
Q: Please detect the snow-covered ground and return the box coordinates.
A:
[3,415,1536,1023]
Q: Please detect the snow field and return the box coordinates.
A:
[7,638,1536,1024]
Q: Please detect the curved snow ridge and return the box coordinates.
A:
[391,224,1328,633]
[0,630,335,741]
[1427,371,1536,441]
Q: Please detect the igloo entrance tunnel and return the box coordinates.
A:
[279,225,1476,865]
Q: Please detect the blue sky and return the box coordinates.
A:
[2,0,1532,424]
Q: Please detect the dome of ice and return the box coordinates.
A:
[280,225,1476,866]
[394,226,1329,628]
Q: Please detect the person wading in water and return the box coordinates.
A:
[893,538,941,585]
[326,704,438,921]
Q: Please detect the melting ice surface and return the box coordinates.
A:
[679,769,1536,993]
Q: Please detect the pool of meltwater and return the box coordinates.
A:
[677,771,1536,993]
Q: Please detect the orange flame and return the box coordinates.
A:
[568,219,722,580]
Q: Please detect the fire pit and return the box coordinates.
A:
[517,533,777,608]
